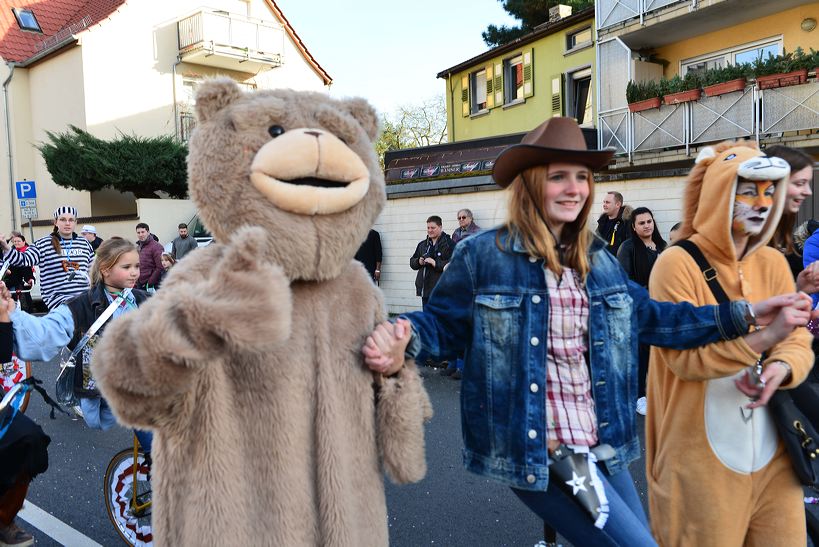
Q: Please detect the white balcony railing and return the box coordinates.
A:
[596,0,688,30]
[177,10,284,71]
[602,80,819,158]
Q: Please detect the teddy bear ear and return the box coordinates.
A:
[195,78,243,123]
[695,146,717,165]
[341,97,380,141]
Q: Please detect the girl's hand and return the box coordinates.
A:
[363,319,412,377]
[797,261,819,294]
[752,293,812,326]
[734,362,791,408]
[0,282,15,322]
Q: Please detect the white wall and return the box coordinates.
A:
[377,177,688,314]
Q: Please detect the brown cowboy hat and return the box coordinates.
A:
[492,117,615,188]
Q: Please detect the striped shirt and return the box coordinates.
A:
[544,267,597,447]
[3,233,94,309]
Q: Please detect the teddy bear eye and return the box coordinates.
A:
[267,125,285,138]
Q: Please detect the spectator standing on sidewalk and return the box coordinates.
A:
[80,225,103,253]
[409,216,452,310]
[451,209,481,244]
[0,206,93,310]
[354,229,382,284]
[171,223,198,261]
[596,191,628,255]
[135,223,163,292]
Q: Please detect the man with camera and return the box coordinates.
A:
[410,215,453,311]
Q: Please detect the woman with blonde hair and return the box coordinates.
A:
[361,118,811,546]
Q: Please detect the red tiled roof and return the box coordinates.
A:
[265,0,332,85]
[0,0,124,63]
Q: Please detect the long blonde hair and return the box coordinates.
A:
[89,238,137,286]
[501,164,593,280]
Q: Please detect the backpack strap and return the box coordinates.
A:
[675,240,730,304]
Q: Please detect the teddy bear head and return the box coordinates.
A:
[187,78,385,281]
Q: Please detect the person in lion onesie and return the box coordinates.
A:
[91,78,432,546]
[646,141,813,546]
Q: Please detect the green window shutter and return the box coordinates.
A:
[485,64,495,109]
[551,74,563,117]
[461,75,469,117]
[494,62,503,106]
[523,49,534,98]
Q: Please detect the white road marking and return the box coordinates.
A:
[18,500,103,547]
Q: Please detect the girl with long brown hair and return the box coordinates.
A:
[361,118,811,546]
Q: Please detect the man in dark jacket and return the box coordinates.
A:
[135,222,164,290]
[410,216,453,310]
[596,191,629,255]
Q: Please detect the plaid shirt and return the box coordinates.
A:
[544,267,597,447]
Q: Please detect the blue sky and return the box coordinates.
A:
[274,0,518,115]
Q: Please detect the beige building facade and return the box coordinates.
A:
[0,0,331,241]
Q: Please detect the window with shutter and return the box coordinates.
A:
[469,69,488,114]
[503,55,524,105]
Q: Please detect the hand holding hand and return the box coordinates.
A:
[424,257,436,268]
[753,292,812,326]
[760,299,812,347]
[797,261,819,294]
[363,319,412,377]
[734,361,791,408]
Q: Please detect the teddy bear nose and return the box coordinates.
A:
[304,130,322,137]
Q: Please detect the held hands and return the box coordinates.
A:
[362,318,412,377]
[422,257,436,268]
[734,361,791,408]
[797,261,819,294]
[752,292,813,326]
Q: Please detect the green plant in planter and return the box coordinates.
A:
[751,48,808,77]
[626,80,661,103]
[661,73,703,94]
[702,63,750,86]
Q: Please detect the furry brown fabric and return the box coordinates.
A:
[92,80,430,546]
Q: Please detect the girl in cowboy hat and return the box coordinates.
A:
[361,118,812,546]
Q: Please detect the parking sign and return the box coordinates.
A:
[15,181,36,200]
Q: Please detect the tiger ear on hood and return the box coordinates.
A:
[695,146,717,165]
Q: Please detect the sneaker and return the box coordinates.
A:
[72,405,84,419]
[0,521,33,547]
[451,370,462,380]
[636,396,647,416]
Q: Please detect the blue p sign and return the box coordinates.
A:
[15,181,36,199]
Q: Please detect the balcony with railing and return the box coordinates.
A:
[596,0,809,48]
[177,9,284,73]
[599,78,818,160]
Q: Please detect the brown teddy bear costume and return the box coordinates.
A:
[92,79,432,546]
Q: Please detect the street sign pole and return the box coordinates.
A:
[14,181,37,243]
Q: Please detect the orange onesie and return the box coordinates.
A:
[646,143,813,547]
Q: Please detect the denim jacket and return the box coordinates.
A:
[403,227,750,491]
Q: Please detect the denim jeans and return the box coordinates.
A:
[134,430,153,454]
[512,466,656,547]
[79,397,117,430]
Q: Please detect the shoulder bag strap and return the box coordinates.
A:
[675,240,730,304]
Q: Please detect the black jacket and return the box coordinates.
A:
[410,233,453,298]
[596,210,629,255]
[66,284,149,397]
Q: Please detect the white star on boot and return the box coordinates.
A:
[565,471,588,495]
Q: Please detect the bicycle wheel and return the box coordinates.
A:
[0,356,30,413]
[104,448,153,546]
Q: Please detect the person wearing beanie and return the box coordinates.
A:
[0,206,94,309]
[80,225,103,253]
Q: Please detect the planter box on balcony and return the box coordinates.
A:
[628,97,662,113]
[663,89,702,105]
[756,69,809,90]
[703,78,747,97]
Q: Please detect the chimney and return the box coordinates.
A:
[549,4,573,22]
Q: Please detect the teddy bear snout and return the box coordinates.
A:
[249,127,371,216]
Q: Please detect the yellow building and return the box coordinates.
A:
[438,6,596,142]
[595,0,818,231]
[0,0,331,236]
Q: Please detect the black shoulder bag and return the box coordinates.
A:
[677,239,819,488]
